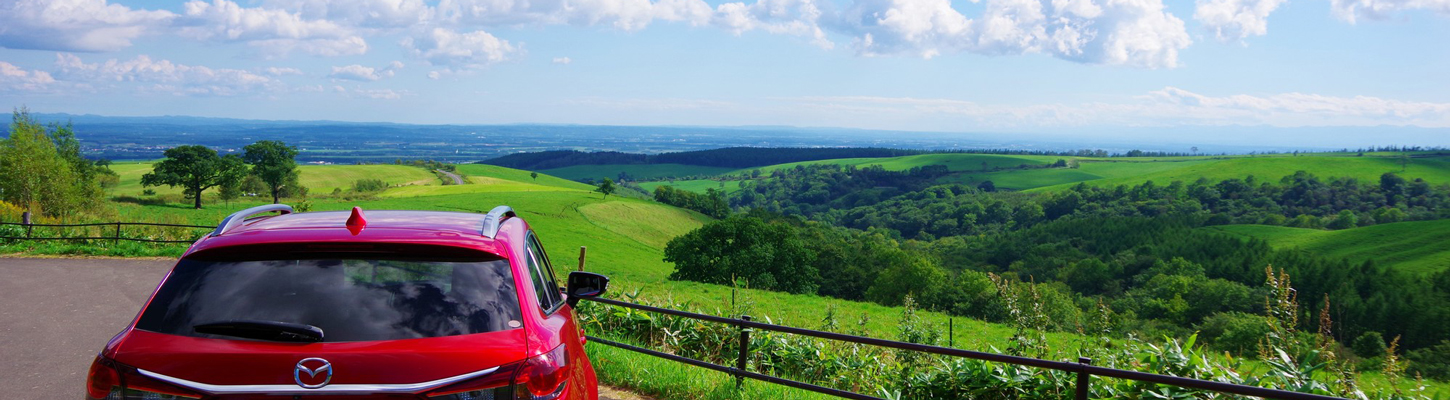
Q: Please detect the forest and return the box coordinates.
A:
[482,147,926,170]
[662,163,1450,379]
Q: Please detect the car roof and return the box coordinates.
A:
[184,209,520,258]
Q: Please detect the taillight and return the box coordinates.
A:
[514,344,569,400]
[84,355,203,400]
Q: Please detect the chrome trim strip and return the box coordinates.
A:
[211,204,294,237]
[136,366,499,395]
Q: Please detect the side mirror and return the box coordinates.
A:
[565,271,609,307]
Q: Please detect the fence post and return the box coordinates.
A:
[736,315,752,389]
[1076,357,1092,400]
[114,223,122,246]
[948,318,954,348]
[578,246,587,271]
[22,211,32,239]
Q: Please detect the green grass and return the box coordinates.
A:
[587,338,839,400]
[1206,220,1450,275]
[455,164,595,190]
[937,168,1104,191]
[637,179,745,195]
[108,162,439,196]
[1035,155,1450,192]
[541,164,736,181]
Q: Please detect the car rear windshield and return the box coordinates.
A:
[136,258,522,342]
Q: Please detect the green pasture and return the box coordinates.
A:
[540,163,735,181]
[107,162,440,197]
[1036,155,1450,192]
[456,164,595,190]
[732,153,1064,175]
[1207,220,1450,275]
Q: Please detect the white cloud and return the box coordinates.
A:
[839,0,1190,67]
[401,27,519,68]
[785,88,1450,128]
[714,0,833,49]
[1194,0,1285,42]
[265,0,433,28]
[0,0,176,52]
[437,0,662,30]
[329,64,382,81]
[0,62,57,91]
[553,57,573,64]
[52,53,278,96]
[1330,0,1450,23]
[327,61,404,81]
[261,67,304,76]
[178,0,368,57]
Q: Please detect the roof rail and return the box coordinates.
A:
[211,204,294,237]
[480,205,516,238]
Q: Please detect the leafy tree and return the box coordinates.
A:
[1326,210,1358,230]
[530,171,538,181]
[0,109,100,216]
[595,178,616,199]
[977,180,996,192]
[1353,331,1387,359]
[239,174,266,196]
[242,140,299,204]
[665,215,819,294]
[142,145,248,209]
[219,181,242,206]
[865,256,945,306]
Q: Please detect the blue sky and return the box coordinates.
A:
[0,0,1447,140]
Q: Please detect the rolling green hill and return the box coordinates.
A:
[540,164,736,181]
[109,162,441,196]
[1207,220,1450,275]
[637,179,745,195]
[733,153,1064,175]
[1035,155,1450,192]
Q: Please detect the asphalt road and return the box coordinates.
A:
[436,169,465,185]
[0,257,649,400]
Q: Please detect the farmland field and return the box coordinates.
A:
[108,162,441,196]
[1035,154,1450,191]
[1208,220,1450,276]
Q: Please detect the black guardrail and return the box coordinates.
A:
[0,221,213,244]
[582,296,1345,400]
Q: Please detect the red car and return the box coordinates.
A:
[85,204,609,400]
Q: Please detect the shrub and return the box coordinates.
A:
[1197,311,1272,355]
[1407,340,1450,381]
[1353,331,1387,359]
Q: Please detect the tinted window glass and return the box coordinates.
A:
[529,234,562,304]
[523,239,555,310]
[136,258,522,342]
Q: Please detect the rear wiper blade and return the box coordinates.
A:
[193,320,324,343]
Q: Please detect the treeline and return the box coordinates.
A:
[481,147,925,170]
[740,165,1450,241]
[652,186,728,218]
[732,164,954,216]
[0,109,110,217]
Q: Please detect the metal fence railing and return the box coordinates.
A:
[582,296,1346,400]
[0,221,213,244]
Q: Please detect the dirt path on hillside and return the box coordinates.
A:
[0,257,651,400]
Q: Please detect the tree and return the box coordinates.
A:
[595,178,616,199]
[142,145,248,209]
[977,180,996,192]
[530,171,538,181]
[0,108,100,216]
[242,140,299,204]
[1191,146,1199,154]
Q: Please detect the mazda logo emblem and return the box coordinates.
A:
[294,357,332,389]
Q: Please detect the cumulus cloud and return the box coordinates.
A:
[328,61,403,80]
[838,0,1190,67]
[0,62,57,91]
[553,57,573,64]
[786,88,1450,128]
[178,0,368,57]
[715,0,833,48]
[401,27,519,68]
[262,67,304,76]
[0,0,176,52]
[1330,0,1450,23]
[1194,0,1285,42]
[265,0,433,28]
[52,53,279,96]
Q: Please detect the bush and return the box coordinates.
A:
[352,178,389,193]
[1197,311,1273,355]
[1407,340,1450,381]
[1353,331,1387,359]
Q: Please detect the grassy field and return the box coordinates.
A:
[541,164,736,181]
[1035,155,1450,192]
[732,153,1065,175]
[1207,220,1450,275]
[108,162,441,197]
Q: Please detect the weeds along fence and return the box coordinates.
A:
[581,296,1346,400]
[0,221,211,244]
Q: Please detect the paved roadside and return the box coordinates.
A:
[436,169,465,185]
[0,257,650,400]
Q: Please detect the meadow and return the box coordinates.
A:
[1208,220,1450,276]
[541,163,736,181]
[108,162,442,196]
